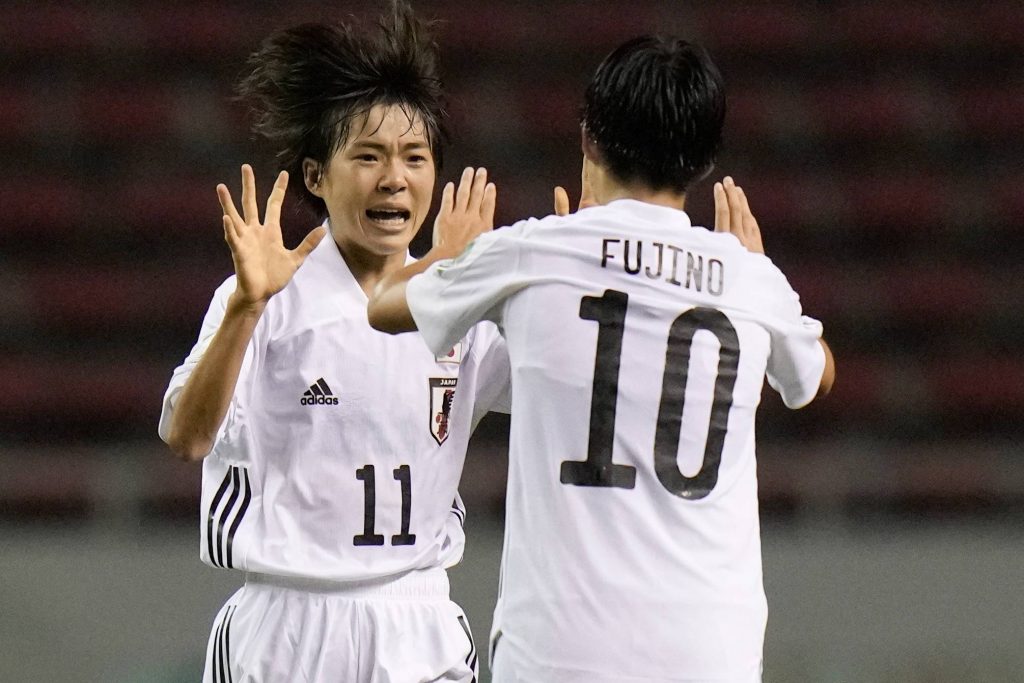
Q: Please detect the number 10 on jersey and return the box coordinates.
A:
[560,289,740,500]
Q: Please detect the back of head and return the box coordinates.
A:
[238,0,445,217]
[582,36,725,194]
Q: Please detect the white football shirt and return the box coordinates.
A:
[159,234,510,582]
[407,199,825,681]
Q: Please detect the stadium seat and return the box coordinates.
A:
[0,178,86,236]
[0,450,95,520]
[0,357,170,429]
[0,4,91,53]
[833,3,961,52]
[77,88,175,141]
[927,357,1024,414]
[694,4,816,53]
[22,265,223,328]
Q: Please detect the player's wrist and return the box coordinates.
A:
[225,290,269,319]
[426,241,465,264]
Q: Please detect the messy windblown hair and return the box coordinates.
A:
[238,0,446,217]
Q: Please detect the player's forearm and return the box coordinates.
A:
[367,245,458,334]
[165,294,265,461]
[817,338,835,398]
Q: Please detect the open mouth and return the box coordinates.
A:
[365,208,411,226]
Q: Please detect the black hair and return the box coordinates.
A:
[581,35,725,193]
[238,0,446,218]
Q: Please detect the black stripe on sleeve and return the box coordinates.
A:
[207,469,233,568]
[225,470,252,569]
[216,468,241,567]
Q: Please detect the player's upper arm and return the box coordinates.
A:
[157,277,241,444]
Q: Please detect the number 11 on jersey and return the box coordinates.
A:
[354,464,417,546]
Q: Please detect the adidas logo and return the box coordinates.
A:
[301,378,339,406]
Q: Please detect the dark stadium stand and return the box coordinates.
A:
[1,0,1021,521]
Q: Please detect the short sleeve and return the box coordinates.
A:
[157,276,258,447]
[761,269,826,409]
[407,227,526,357]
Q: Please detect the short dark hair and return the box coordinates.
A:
[582,36,725,193]
[238,0,446,218]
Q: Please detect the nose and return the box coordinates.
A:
[377,158,407,194]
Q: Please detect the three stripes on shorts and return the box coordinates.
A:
[210,605,237,683]
[457,614,478,682]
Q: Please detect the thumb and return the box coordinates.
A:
[294,225,327,262]
[554,186,570,216]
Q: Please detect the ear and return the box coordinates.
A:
[303,158,324,197]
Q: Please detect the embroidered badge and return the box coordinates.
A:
[429,377,458,445]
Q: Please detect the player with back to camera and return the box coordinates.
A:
[368,34,836,682]
[158,2,507,681]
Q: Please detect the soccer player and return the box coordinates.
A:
[368,35,835,682]
[158,3,506,681]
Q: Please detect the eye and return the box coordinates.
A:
[407,154,428,165]
[355,153,377,163]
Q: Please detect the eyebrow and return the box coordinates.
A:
[349,141,431,152]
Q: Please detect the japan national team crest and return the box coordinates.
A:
[429,377,458,445]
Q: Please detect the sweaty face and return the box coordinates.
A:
[312,103,436,260]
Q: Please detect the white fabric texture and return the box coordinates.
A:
[408,199,824,681]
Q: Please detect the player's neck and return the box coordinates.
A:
[334,237,408,298]
[600,183,687,211]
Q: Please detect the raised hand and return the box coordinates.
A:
[554,161,597,216]
[217,164,326,307]
[432,167,496,255]
[714,176,764,255]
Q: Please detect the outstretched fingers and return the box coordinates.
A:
[554,186,570,217]
[713,181,729,233]
[454,167,475,213]
[470,167,489,214]
[293,225,327,263]
[713,176,764,254]
[736,186,764,254]
[222,214,238,248]
[724,176,744,234]
[265,170,289,229]
[481,181,497,224]
[217,183,243,226]
[240,164,259,224]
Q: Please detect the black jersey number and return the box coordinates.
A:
[354,464,417,546]
[559,289,740,500]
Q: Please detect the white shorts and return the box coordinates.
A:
[491,635,760,683]
[203,568,478,683]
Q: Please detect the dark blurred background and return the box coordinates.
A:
[1,1,1023,681]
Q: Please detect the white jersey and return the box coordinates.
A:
[159,234,510,582]
[407,199,825,681]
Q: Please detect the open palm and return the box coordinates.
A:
[217,164,325,306]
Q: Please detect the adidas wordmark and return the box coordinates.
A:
[301,378,339,406]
